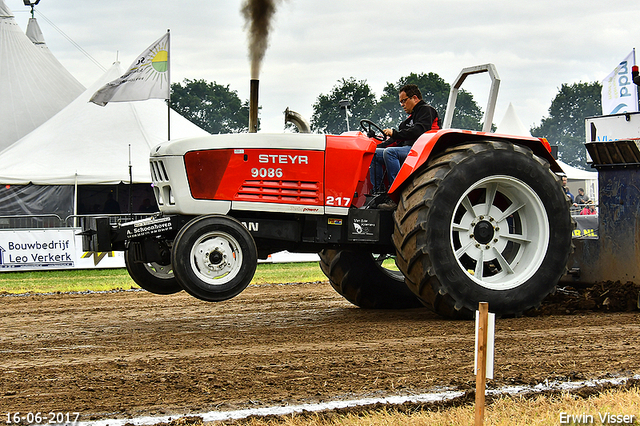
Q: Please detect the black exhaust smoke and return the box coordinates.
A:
[241,0,280,79]
[242,0,282,132]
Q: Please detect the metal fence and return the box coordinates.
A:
[0,215,65,229]
[0,214,156,230]
[570,203,598,216]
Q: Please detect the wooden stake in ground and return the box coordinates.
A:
[475,302,489,426]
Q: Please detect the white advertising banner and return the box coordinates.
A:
[601,49,639,115]
[0,229,124,272]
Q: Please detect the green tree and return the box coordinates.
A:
[531,81,602,169]
[310,77,377,134]
[171,79,251,134]
[373,73,484,131]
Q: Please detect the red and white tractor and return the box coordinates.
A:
[84,64,573,319]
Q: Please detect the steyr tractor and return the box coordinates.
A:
[83,65,573,319]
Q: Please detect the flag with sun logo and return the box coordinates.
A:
[90,32,170,106]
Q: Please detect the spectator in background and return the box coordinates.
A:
[103,192,121,214]
[561,176,574,203]
[138,198,155,213]
[580,202,597,215]
[574,187,590,206]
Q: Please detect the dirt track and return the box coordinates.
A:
[1,281,639,423]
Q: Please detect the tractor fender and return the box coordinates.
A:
[388,129,562,196]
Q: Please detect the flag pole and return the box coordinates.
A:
[128,144,133,215]
[631,47,638,113]
[167,29,171,141]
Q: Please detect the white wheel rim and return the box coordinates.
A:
[190,231,243,285]
[450,175,549,290]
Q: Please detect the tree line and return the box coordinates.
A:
[170,74,605,169]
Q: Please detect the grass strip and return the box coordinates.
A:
[0,262,327,295]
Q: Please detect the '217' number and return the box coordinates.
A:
[326,196,351,206]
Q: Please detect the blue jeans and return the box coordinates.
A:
[370,148,386,192]
[369,145,412,192]
[383,145,412,184]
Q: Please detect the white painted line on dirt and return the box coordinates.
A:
[78,389,465,426]
[486,375,640,397]
[78,375,640,426]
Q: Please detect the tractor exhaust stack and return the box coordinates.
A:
[249,79,259,133]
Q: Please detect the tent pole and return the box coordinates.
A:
[73,172,78,227]
[167,29,171,142]
[129,144,133,215]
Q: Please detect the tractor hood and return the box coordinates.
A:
[151,133,327,157]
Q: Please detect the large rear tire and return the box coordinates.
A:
[124,248,182,295]
[319,249,423,309]
[393,141,572,318]
[172,215,258,302]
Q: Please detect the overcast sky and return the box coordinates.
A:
[6,0,640,133]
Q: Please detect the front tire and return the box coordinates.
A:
[319,249,423,309]
[393,141,572,318]
[172,215,258,302]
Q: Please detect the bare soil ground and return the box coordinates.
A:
[0,281,639,423]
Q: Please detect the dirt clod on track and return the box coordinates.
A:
[528,280,640,316]
[0,280,639,423]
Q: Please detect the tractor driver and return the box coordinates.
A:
[370,84,439,197]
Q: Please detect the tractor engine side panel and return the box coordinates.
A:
[324,133,377,211]
[151,133,327,216]
[184,148,325,207]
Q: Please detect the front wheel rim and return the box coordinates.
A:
[143,262,174,279]
[371,253,404,280]
[190,231,243,285]
[450,175,549,290]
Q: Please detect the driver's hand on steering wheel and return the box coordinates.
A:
[383,129,394,137]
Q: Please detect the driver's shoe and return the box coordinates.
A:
[378,201,397,210]
[377,197,397,210]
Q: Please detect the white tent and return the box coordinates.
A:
[0,0,84,150]
[26,15,68,66]
[496,102,531,137]
[555,160,597,180]
[0,61,209,185]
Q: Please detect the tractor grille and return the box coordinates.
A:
[236,180,320,203]
[150,160,169,182]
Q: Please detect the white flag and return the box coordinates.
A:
[601,49,638,115]
[90,32,170,106]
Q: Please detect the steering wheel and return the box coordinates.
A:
[360,119,388,142]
